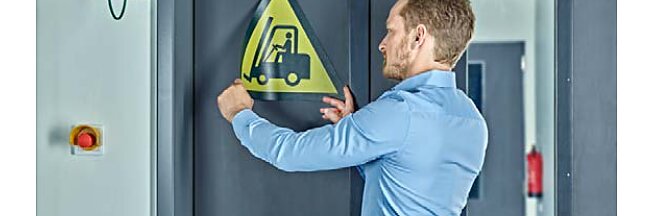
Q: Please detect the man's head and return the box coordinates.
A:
[379,0,475,80]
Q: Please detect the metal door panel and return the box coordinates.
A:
[194,0,362,215]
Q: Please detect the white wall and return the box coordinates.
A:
[472,0,537,152]
[36,0,154,215]
[534,0,555,215]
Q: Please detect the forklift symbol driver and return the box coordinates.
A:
[272,32,293,62]
[243,17,311,87]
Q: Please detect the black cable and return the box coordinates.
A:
[108,0,127,20]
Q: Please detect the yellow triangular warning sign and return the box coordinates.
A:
[240,0,343,101]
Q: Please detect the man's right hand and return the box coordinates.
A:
[320,85,355,124]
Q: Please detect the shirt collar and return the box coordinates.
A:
[392,70,457,91]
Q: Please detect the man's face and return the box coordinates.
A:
[379,0,413,81]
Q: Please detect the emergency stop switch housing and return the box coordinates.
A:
[69,124,104,156]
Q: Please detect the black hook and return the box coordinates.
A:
[108,0,127,20]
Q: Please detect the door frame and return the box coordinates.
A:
[555,0,572,214]
[156,0,194,215]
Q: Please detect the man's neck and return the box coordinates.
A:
[405,63,452,79]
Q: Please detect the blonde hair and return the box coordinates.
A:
[399,0,475,67]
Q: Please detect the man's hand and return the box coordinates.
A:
[320,85,355,124]
[217,79,254,123]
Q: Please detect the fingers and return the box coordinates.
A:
[231,79,247,92]
[219,79,249,104]
[343,85,354,111]
[320,85,354,118]
[319,108,340,115]
[222,79,241,94]
[320,108,341,123]
[322,96,346,110]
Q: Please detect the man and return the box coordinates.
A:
[217,0,487,215]
[273,32,293,62]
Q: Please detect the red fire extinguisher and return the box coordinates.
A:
[527,145,543,198]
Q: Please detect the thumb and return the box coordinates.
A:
[343,85,354,111]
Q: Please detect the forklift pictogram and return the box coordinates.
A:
[243,17,311,86]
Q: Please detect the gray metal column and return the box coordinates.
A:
[157,0,194,215]
[555,0,573,214]
[555,0,616,215]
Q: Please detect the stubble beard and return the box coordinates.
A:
[382,37,411,81]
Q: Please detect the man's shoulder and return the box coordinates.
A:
[350,91,411,138]
[390,87,484,121]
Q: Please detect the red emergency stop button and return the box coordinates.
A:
[70,125,102,151]
[77,132,94,148]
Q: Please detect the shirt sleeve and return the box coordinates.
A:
[230,93,411,172]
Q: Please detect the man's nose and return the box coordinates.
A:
[378,42,386,53]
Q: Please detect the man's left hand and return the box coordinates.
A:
[320,85,355,124]
[217,79,254,123]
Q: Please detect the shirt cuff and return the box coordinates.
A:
[231,109,260,141]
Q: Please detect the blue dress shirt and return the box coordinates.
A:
[231,70,488,216]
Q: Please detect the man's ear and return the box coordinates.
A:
[414,24,427,47]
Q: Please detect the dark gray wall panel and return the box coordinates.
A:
[348,1,370,215]
[194,0,361,215]
[571,0,617,215]
[556,0,616,215]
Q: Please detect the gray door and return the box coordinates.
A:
[194,0,364,215]
[465,42,525,216]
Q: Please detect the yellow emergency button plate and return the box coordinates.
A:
[69,125,102,151]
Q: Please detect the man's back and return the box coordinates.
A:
[230,70,488,216]
[358,71,488,215]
